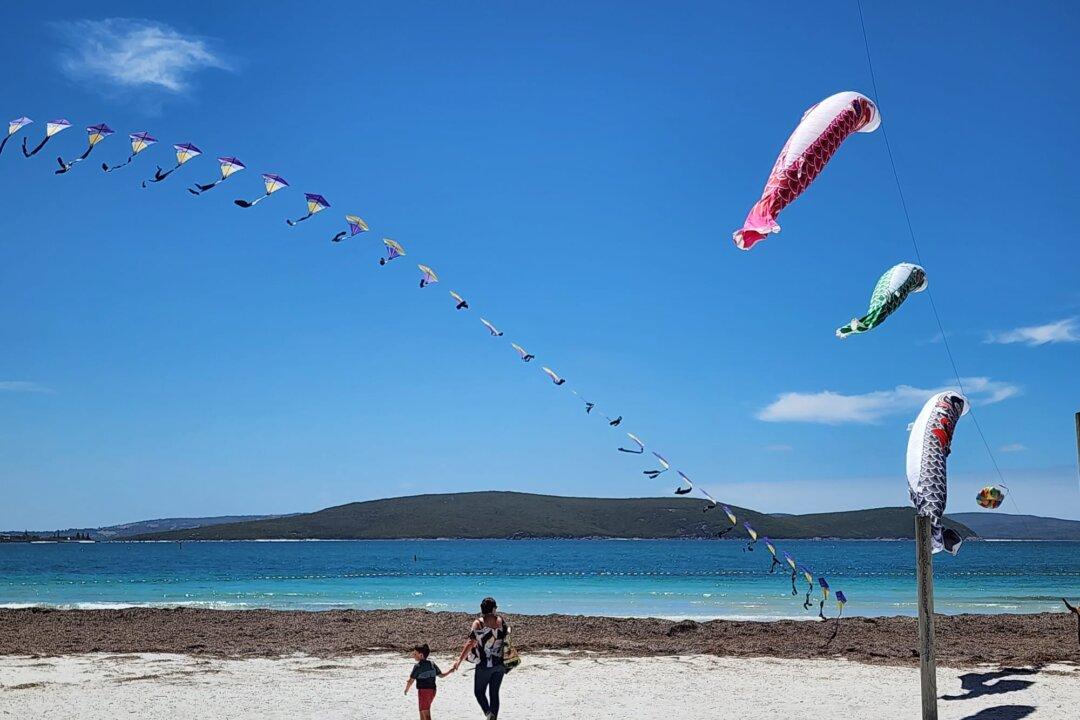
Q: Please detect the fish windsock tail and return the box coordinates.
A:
[836,319,864,338]
[732,201,780,250]
[930,524,963,556]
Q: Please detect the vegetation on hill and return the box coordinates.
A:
[131,492,975,541]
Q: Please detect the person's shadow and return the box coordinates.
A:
[941,667,1039,701]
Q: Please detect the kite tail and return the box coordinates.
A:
[104,154,137,172]
[23,135,49,157]
[55,157,72,175]
[234,198,257,208]
[790,572,799,596]
[768,558,779,574]
[835,318,867,338]
[803,591,813,609]
[732,199,780,251]
[0,135,10,156]
[286,213,313,226]
[330,231,347,242]
[144,166,173,187]
[818,600,826,620]
[190,180,220,195]
[716,527,732,539]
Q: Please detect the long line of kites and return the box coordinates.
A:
[6,90,1002,621]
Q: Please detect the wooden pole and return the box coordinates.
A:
[915,514,938,720]
[1074,412,1079,479]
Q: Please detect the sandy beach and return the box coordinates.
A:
[2,651,1078,719]
[2,608,1079,718]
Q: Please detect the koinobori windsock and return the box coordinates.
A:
[733,91,880,250]
[836,262,927,338]
[906,391,968,555]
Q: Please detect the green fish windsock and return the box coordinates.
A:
[836,262,927,338]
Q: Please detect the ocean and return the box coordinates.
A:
[1,539,1077,619]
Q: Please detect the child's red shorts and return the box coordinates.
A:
[418,688,436,711]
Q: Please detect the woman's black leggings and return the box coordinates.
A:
[473,665,505,718]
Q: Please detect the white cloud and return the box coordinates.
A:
[756,377,1018,425]
[56,19,229,93]
[0,381,53,393]
[999,443,1027,453]
[986,318,1079,346]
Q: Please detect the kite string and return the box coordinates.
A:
[855,0,1010,496]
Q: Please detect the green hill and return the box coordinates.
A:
[948,512,1080,540]
[131,492,975,541]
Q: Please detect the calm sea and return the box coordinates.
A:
[1,540,1077,619]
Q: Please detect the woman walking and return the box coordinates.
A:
[453,597,510,719]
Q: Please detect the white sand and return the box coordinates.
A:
[1,652,1076,719]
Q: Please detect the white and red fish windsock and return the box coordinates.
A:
[906,391,968,555]
[733,91,880,250]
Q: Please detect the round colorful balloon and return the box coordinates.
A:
[975,485,1006,509]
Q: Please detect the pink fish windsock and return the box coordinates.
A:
[733,91,880,250]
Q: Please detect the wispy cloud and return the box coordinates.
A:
[55,19,229,93]
[756,377,1018,425]
[0,381,53,394]
[985,318,1079,346]
[999,443,1027,453]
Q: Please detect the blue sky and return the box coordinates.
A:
[2,1,1078,528]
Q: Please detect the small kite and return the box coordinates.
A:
[235,173,289,207]
[188,156,246,194]
[1,117,32,157]
[699,488,719,513]
[417,265,439,288]
[764,537,780,573]
[143,143,201,187]
[800,567,815,609]
[716,504,738,538]
[743,521,758,551]
[836,263,927,338]
[976,485,1006,509]
[835,590,848,619]
[817,578,831,619]
[674,470,693,495]
[22,119,70,158]
[618,433,644,454]
[380,238,406,265]
[287,193,330,225]
[643,452,670,479]
[542,367,566,386]
[511,343,534,362]
[783,551,799,595]
[733,91,880,250]
[55,124,114,174]
[480,318,503,336]
[907,390,968,555]
[449,291,469,310]
[103,131,156,172]
[332,215,369,242]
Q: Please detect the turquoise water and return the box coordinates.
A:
[1,540,1076,619]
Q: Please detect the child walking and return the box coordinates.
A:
[405,643,452,719]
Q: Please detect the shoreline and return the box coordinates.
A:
[2,608,1077,667]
